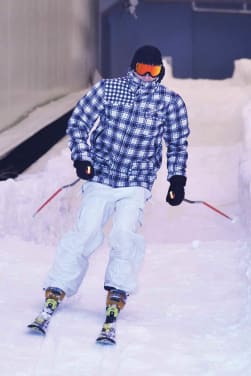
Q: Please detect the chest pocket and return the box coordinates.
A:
[142,111,166,138]
[105,101,134,125]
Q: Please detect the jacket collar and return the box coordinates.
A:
[127,70,159,94]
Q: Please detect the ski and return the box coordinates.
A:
[96,323,116,345]
[27,314,51,335]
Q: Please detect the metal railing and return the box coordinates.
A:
[192,0,251,14]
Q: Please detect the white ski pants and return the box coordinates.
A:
[44,182,150,296]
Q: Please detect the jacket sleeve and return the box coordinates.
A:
[164,93,190,180]
[67,80,105,161]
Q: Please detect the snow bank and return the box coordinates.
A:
[0,148,81,245]
[240,100,251,234]
[163,56,174,79]
[233,58,251,85]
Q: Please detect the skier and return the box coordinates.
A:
[28,45,190,344]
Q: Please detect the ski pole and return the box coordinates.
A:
[184,198,233,221]
[33,178,81,218]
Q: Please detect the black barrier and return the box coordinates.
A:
[0,109,73,180]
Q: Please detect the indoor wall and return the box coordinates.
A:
[0,0,99,135]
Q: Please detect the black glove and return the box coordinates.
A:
[73,160,94,180]
[166,175,186,206]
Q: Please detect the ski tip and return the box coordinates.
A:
[96,336,116,346]
[27,324,46,336]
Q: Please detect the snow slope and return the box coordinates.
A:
[1,60,251,375]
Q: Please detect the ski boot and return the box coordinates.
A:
[96,288,127,345]
[28,287,65,335]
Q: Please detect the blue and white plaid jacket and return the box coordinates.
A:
[67,71,190,191]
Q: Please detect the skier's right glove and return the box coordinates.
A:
[73,160,94,180]
[166,175,186,206]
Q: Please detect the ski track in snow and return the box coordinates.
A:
[1,74,251,375]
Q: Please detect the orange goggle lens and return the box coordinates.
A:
[135,63,162,77]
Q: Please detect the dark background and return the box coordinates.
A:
[101,0,251,79]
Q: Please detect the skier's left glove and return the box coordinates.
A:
[166,175,186,206]
[73,160,94,180]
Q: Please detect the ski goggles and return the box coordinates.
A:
[135,63,162,78]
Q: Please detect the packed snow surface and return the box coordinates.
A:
[1,60,251,375]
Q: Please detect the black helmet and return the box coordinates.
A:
[130,45,165,82]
